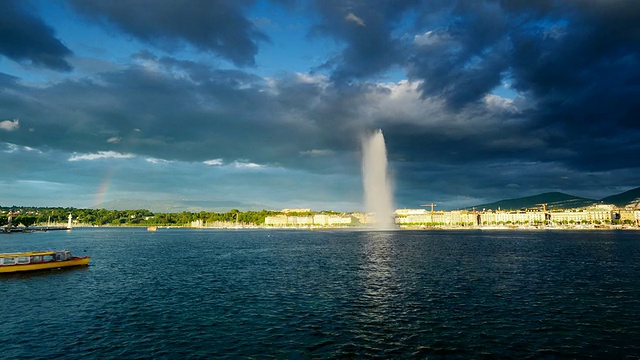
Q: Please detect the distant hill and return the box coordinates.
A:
[599,187,640,208]
[473,192,597,211]
[472,187,640,211]
[94,199,277,213]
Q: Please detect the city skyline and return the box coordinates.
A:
[1,0,639,211]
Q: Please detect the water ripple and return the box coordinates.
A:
[1,229,640,358]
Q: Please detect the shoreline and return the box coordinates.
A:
[59,224,640,231]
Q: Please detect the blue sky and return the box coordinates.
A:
[1,0,639,212]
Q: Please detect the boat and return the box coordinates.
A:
[147,226,157,232]
[0,250,90,274]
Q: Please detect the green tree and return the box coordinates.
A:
[15,214,38,228]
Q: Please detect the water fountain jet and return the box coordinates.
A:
[362,129,395,230]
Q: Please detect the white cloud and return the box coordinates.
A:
[2,142,38,153]
[295,72,327,84]
[484,94,517,112]
[233,160,265,169]
[300,149,334,157]
[135,56,162,73]
[68,151,135,161]
[204,158,265,168]
[345,13,366,27]
[107,136,121,143]
[0,119,19,131]
[361,80,445,126]
[204,159,223,166]
[145,157,170,164]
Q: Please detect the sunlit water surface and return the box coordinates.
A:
[2,228,639,358]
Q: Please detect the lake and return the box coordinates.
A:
[1,228,639,358]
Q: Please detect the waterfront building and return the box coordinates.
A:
[395,210,477,226]
[264,215,288,226]
[619,210,638,225]
[262,204,636,229]
[265,214,353,227]
[548,208,611,225]
[395,205,626,227]
[350,212,367,224]
[313,214,353,226]
[191,219,204,227]
[288,216,313,226]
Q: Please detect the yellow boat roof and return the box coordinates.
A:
[0,250,63,257]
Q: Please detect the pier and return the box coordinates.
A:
[1,226,70,233]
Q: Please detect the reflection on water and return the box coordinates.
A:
[359,232,397,315]
[0,265,90,281]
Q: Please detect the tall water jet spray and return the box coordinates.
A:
[362,129,395,229]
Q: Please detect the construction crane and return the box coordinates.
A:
[536,203,548,212]
[421,203,437,212]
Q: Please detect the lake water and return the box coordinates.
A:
[1,228,639,358]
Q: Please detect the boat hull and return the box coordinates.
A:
[0,257,90,274]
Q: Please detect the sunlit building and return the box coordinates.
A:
[265,214,353,227]
[395,205,624,227]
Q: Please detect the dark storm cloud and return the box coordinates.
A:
[304,0,639,195]
[502,0,640,171]
[0,0,73,71]
[308,0,640,125]
[67,0,268,66]
[308,1,639,101]
[310,0,420,82]
[408,1,510,108]
[0,54,361,174]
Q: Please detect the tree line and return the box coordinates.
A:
[0,206,319,227]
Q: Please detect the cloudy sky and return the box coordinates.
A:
[1,0,639,211]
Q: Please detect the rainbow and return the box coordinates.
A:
[93,170,112,208]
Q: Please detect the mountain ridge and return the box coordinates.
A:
[472,187,640,211]
[600,187,640,208]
